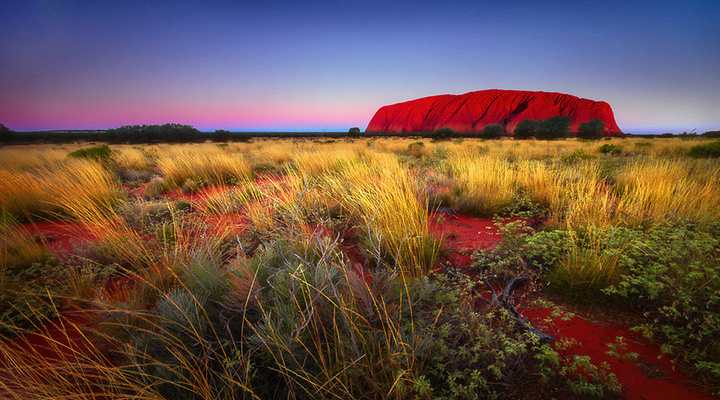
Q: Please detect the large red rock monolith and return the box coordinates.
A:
[366,89,623,135]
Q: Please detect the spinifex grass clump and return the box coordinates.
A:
[1,219,617,399]
[614,158,720,228]
[0,159,119,222]
[546,228,628,304]
[488,220,631,304]
[157,146,252,188]
[323,160,441,272]
[443,154,517,216]
[289,146,360,176]
[0,218,63,335]
[195,180,261,216]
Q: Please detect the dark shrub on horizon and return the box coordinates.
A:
[431,127,460,140]
[687,140,720,158]
[576,118,607,140]
[513,118,537,139]
[0,123,14,143]
[348,127,362,137]
[211,129,231,142]
[701,130,720,138]
[536,116,571,140]
[104,123,204,144]
[480,124,504,140]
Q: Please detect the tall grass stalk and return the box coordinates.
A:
[0,159,119,222]
[446,154,517,216]
[615,158,720,228]
[157,147,251,187]
[547,228,628,304]
[324,160,441,272]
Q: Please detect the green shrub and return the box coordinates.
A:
[536,116,571,140]
[687,140,720,158]
[597,144,622,154]
[67,144,116,163]
[559,148,592,163]
[576,118,607,140]
[499,219,720,382]
[513,119,537,139]
[431,127,459,140]
[602,221,720,380]
[480,124,504,140]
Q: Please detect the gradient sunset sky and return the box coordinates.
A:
[1,0,718,134]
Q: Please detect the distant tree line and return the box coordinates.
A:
[103,124,204,143]
[2,121,719,144]
[513,116,594,140]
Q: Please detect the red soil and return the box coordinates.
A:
[429,214,715,400]
[429,213,510,268]
[522,307,715,400]
[19,220,101,260]
[0,309,95,362]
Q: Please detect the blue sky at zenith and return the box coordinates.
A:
[0,0,718,133]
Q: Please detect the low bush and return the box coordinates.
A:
[498,219,720,383]
[687,140,720,158]
[431,127,459,141]
[80,226,620,399]
[513,119,537,139]
[576,118,607,140]
[597,144,622,154]
[68,144,116,163]
[559,148,592,164]
[603,221,720,382]
[480,124,504,139]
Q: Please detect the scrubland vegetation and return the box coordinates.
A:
[1,136,719,398]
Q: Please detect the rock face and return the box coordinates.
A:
[366,89,623,135]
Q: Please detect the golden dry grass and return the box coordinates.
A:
[1,137,719,399]
[0,159,119,221]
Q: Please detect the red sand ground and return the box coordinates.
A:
[19,220,101,260]
[6,208,716,399]
[521,308,715,400]
[428,213,715,399]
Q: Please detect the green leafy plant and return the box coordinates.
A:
[513,119,537,139]
[687,140,720,158]
[559,148,592,164]
[605,336,638,361]
[536,116,571,140]
[597,144,622,154]
[68,144,116,163]
[480,124,504,140]
[577,118,607,140]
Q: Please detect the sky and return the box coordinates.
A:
[1,0,718,134]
